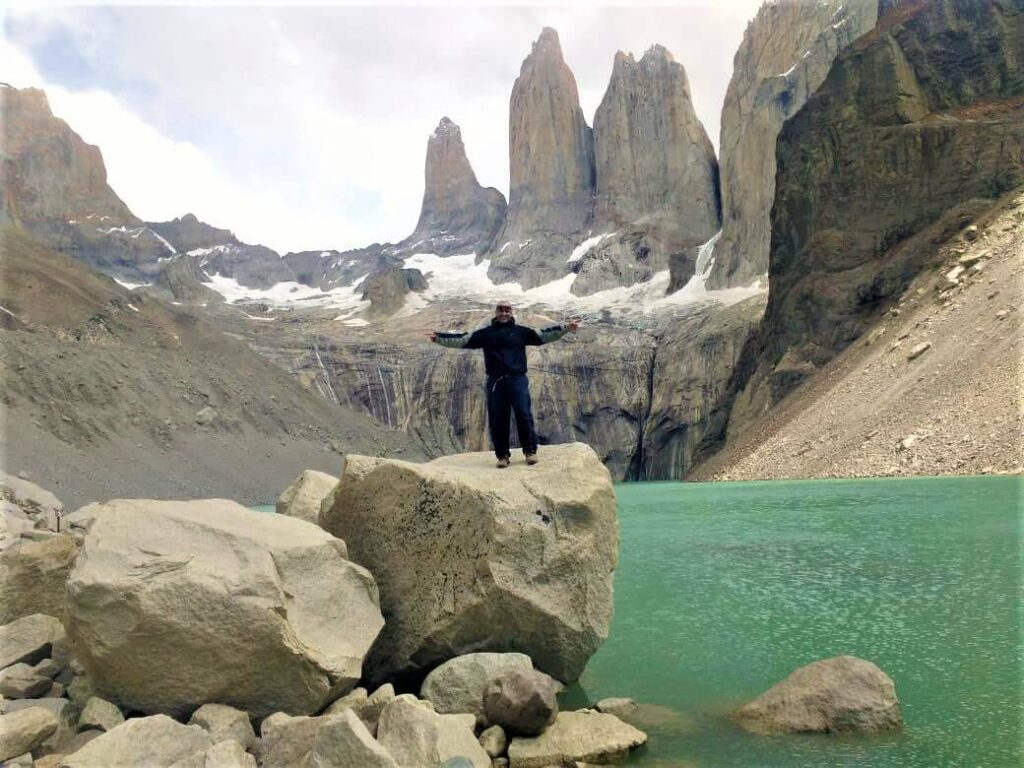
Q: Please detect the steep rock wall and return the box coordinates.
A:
[706,0,879,290]
[723,0,1024,439]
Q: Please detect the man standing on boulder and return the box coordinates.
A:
[428,301,580,468]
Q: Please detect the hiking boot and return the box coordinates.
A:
[525,453,539,466]
[496,457,511,469]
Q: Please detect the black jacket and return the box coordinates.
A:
[434,318,568,376]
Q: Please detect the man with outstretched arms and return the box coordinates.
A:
[428,301,580,468]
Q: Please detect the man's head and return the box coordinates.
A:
[494,301,514,323]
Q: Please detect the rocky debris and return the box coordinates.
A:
[376,694,490,768]
[708,0,879,289]
[320,443,618,684]
[479,724,508,758]
[201,739,256,768]
[151,254,224,305]
[0,614,64,670]
[195,405,218,425]
[0,663,53,698]
[0,534,80,624]
[401,117,507,257]
[486,28,595,289]
[506,710,647,767]
[276,469,338,525]
[734,656,903,734]
[420,652,538,722]
[304,708,398,768]
[713,0,1024,454]
[0,707,59,762]
[59,714,213,767]
[482,669,559,736]
[76,696,123,733]
[187,703,255,749]
[259,712,327,767]
[64,498,384,718]
[324,682,396,737]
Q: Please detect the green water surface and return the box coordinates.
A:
[569,476,1022,767]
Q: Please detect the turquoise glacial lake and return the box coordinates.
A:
[565,476,1022,767]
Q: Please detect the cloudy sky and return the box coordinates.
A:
[3,1,764,254]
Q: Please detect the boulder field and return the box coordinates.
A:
[0,449,906,765]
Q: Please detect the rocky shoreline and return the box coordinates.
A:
[1,445,907,766]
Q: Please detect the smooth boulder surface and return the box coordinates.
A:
[420,652,536,720]
[506,710,647,767]
[64,499,384,718]
[734,656,903,734]
[59,714,212,767]
[321,443,618,683]
[376,695,490,768]
[276,470,337,525]
[77,697,124,732]
[483,669,558,736]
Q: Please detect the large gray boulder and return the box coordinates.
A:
[0,614,64,670]
[64,499,384,718]
[0,707,59,761]
[276,470,337,525]
[0,535,79,624]
[59,714,212,767]
[420,652,536,721]
[320,443,618,684]
[376,695,490,768]
[506,710,647,767]
[735,656,903,734]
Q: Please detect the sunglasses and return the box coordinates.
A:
[495,306,513,312]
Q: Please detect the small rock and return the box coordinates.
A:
[907,342,931,361]
[897,435,918,452]
[963,224,979,241]
[483,669,558,736]
[506,711,646,766]
[421,653,536,722]
[594,697,639,720]
[0,663,52,699]
[188,703,255,749]
[995,310,1010,320]
[0,614,64,669]
[78,697,124,732]
[479,724,507,758]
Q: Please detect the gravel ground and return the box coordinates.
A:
[690,191,1023,482]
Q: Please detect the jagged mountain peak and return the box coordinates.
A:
[432,116,461,138]
[532,27,563,58]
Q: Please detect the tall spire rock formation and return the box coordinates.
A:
[486,28,596,289]
[402,117,506,256]
[574,46,721,295]
[705,0,879,290]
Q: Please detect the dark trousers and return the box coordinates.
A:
[486,374,538,459]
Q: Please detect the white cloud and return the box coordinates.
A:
[3,3,765,254]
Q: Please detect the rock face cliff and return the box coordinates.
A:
[574,47,720,295]
[485,28,596,289]
[706,0,879,290]
[299,298,764,481]
[719,0,1023,441]
[402,117,506,256]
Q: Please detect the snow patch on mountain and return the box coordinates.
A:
[204,273,369,311]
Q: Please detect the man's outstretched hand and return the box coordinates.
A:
[425,331,438,342]
[567,319,581,333]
